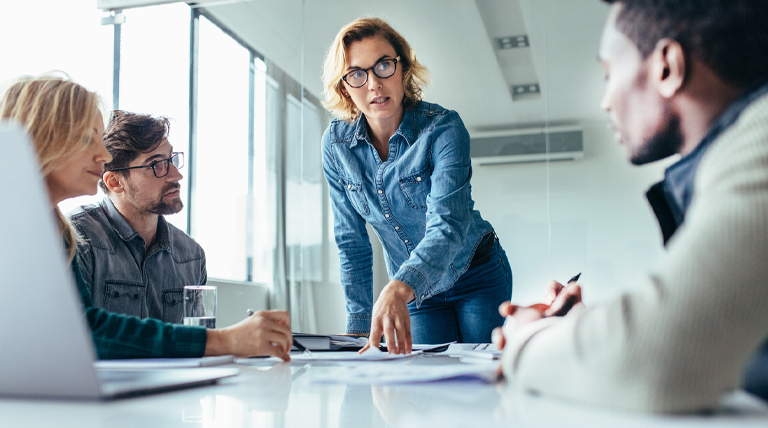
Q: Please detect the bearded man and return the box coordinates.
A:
[70,110,205,324]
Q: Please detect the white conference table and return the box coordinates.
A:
[1,354,767,428]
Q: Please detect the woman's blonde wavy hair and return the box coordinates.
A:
[322,17,430,122]
[0,73,101,262]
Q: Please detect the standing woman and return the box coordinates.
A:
[0,74,293,360]
[321,18,512,353]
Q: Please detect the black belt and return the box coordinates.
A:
[468,232,496,270]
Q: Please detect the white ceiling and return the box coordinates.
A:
[202,0,611,132]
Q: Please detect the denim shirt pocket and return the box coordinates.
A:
[162,289,185,324]
[340,176,370,216]
[399,169,432,210]
[103,281,145,317]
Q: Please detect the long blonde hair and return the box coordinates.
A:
[322,17,431,122]
[0,74,101,262]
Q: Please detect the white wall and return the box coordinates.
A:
[314,123,678,333]
[471,124,676,306]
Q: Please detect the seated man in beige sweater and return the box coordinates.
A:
[495,0,768,413]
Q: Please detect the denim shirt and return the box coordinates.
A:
[646,79,768,245]
[322,101,495,333]
[69,197,207,324]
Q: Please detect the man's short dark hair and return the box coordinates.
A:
[100,110,171,192]
[603,0,768,89]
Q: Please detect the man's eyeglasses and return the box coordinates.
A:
[342,56,400,88]
[108,152,184,178]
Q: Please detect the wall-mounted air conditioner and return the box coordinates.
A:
[470,125,584,166]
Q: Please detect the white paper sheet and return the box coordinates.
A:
[309,362,497,385]
[290,347,423,362]
[94,355,235,369]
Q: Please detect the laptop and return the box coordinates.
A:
[0,122,239,399]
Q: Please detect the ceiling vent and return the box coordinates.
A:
[470,126,584,166]
[496,35,529,49]
[511,83,540,101]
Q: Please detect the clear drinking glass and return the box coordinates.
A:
[183,285,217,329]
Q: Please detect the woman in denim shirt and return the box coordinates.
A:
[321,18,513,353]
[1,74,292,360]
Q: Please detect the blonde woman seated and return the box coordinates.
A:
[0,74,292,360]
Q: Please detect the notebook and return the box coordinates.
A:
[0,122,238,399]
[292,333,369,351]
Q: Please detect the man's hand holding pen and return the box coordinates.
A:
[492,274,584,367]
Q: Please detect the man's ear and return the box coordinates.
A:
[651,38,686,99]
[102,171,125,194]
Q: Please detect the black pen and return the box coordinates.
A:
[567,272,582,284]
[247,309,311,355]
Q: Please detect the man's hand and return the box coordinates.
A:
[492,280,583,351]
[492,303,545,351]
[542,280,582,317]
[360,279,415,355]
[205,310,292,361]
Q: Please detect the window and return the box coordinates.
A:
[249,60,278,284]
[3,2,333,321]
[192,14,252,281]
[285,94,324,284]
[118,2,191,232]
[0,0,113,215]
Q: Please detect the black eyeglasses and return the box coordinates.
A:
[108,152,184,178]
[342,56,400,88]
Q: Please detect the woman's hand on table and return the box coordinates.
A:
[360,279,415,355]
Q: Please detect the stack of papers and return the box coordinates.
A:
[444,343,501,360]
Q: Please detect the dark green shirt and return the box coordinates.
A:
[71,258,207,359]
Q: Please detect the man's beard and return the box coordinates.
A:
[127,180,184,216]
[148,195,183,215]
[147,183,184,215]
[630,105,684,166]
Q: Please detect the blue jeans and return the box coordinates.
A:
[744,339,768,401]
[407,239,512,344]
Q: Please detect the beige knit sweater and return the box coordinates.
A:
[501,93,768,413]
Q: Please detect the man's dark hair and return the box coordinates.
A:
[603,0,768,88]
[100,110,171,192]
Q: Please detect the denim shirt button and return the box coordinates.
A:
[377,189,383,194]
[416,176,422,182]
[347,185,352,190]
[113,291,119,298]
[395,226,400,230]
[421,294,426,300]
[405,239,409,243]
[133,294,139,299]
[385,214,390,218]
